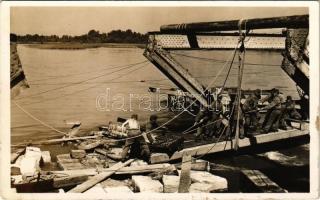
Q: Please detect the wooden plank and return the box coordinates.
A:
[35,135,100,144]
[58,162,86,170]
[170,128,309,160]
[49,169,98,177]
[53,175,88,189]
[49,163,173,177]
[78,140,102,150]
[113,163,173,175]
[176,160,209,171]
[67,159,134,193]
[144,50,208,107]
[178,152,192,193]
[94,148,108,156]
[241,170,287,193]
[11,148,25,164]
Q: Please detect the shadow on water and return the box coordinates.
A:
[203,138,309,192]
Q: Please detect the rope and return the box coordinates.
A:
[28,60,148,83]
[169,52,280,67]
[21,64,148,106]
[180,49,238,135]
[104,44,240,142]
[15,60,148,100]
[181,118,224,135]
[234,19,247,150]
[14,50,233,144]
[13,101,67,135]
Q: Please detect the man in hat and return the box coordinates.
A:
[279,96,302,128]
[260,88,282,133]
[206,95,224,138]
[243,89,261,133]
[194,107,212,141]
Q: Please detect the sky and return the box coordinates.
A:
[10,6,308,36]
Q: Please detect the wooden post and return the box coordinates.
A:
[178,152,192,193]
[67,159,134,193]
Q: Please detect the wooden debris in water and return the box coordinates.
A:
[241,169,287,193]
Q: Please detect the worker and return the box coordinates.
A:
[121,114,150,162]
[143,114,165,144]
[279,96,302,127]
[194,107,211,141]
[226,94,245,139]
[206,95,224,138]
[260,88,282,133]
[242,89,261,132]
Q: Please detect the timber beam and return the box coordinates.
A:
[169,128,309,161]
[160,15,308,33]
[144,45,209,107]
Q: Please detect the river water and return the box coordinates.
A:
[11,45,299,144]
[11,45,309,192]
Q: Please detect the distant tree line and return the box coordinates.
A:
[11,29,148,44]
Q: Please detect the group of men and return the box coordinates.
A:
[119,88,302,162]
[194,88,302,140]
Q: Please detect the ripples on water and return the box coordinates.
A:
[12,45,299,143]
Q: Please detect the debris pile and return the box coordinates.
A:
[10,124,228,193]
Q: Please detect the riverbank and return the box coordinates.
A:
[21,42,146,50]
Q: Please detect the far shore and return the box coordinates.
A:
[20,42,146,50]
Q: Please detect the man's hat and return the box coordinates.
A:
[271,88,279,94]
[254,89,261,97]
